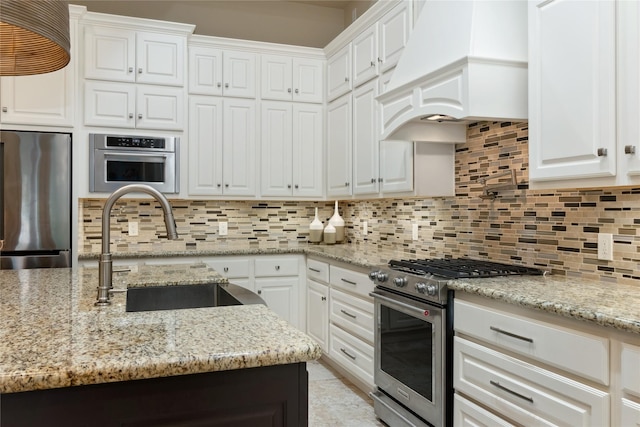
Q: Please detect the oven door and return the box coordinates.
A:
[92,151,178,193]
[371,287,445,427]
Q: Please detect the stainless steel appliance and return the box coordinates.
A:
[369,259,544,427]
[89,133,179,194]
[0,131,71,269]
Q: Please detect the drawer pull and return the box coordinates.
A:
[340,348,356,360]
[490,380,534,404]
[341,278,357,285]
[309,267,321,273]
[340,309,357,319]
[490,326,534,343]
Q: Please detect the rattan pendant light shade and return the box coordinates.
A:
[0,0,70,76]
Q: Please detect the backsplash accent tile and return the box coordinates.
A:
[79,121,640,286]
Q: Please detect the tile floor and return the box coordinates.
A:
[308,359,386,426]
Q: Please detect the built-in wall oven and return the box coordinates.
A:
[370,259,545,427]
[89,133,179,193]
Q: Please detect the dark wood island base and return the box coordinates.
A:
[1,363,308,427]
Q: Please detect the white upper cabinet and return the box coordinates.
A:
[84,26,187,87]
[380,140,414,193]
[352,1,410,88]
[528,0,626,188]
[188,96,256,196]
[327,93,353,197]
[188,45,256,98]
[352,80,380,195]
[261,101,323,197]
[261,54,323,103]
[327,44,352,102]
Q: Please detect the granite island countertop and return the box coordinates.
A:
[78,242,640,335]
[0,264,321,394]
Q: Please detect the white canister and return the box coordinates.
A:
[309,207,323,243]
[329,200,345,242]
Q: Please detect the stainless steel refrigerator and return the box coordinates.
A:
[0,131,71,269]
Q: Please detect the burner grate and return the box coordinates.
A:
[388,258,545,279]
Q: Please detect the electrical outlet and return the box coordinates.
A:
[412,223,419,241]
[598,233,614,261]
[219,222,228,236]
[128,221,139,236]
[363,221,368,235]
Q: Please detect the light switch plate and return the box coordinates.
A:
[128,221,139,236]
[412,223,419,241]
[363,221,368,235]
[219,222,228,236]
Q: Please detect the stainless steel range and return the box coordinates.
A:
[369,258,544,427]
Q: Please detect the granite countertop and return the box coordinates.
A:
[78,242,640,335]
[0,264,321,394]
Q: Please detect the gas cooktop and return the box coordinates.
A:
[388,258,546,279]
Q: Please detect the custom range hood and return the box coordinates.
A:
[378,0,528,142]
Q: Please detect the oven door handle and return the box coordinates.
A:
[370,291,439,318]
[103,152,169,162]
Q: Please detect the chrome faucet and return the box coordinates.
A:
[95,184,178,306]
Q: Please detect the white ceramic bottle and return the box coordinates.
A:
[323,222,336,245]
[329,200,345,242]
[309,207,324,243]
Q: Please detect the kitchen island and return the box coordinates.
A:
[0,264,322,426]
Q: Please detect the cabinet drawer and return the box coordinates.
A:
[254,256,299,277]
[330,288,374,344]
[622,343,640,397]
[622,398,640,426]
[207,258,250,279]
[307,258,329,283]
[330,265,373,299]
[454,337,610,427]
[329,324,374,389]
[454,299,609,385]
[454,394,515,427]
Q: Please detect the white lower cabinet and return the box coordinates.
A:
[254,256,304,330]
[619,342,640,426]
[306,279,329,352]
[329,323,374,389]
[453,394,515,427]
[205,257,252,291]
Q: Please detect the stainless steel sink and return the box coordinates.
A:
[125,282,264,312]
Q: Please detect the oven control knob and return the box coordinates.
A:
[368,271,380,281]
[377,272,389,282]
[416,283,437,296]
[393,277,407,287]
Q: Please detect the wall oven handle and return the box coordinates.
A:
[490,326,534,343]
[340,348,356,360]
[490,380,534,403]
[370,291,439,318]
[103,152,169,161]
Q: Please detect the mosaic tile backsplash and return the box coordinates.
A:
[79,121,640,286]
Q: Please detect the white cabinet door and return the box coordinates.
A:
[353,80,379,195]
[292,58,323,103]
[84,81,182,130]
[84,80,136,128]
[223,98,256,196]
[528,0,616,182]
[84,25,136,83]
[188,96,223,196]
[352,24,378,88]
[136,85,184,130]
[261,54,292,101]
[327,93,353,197]
[222,50,256,98]
[0,66,74,127]
[306,279,329,352]
[188,46,223,96]
[136,31,185,86]
[261,101,293,197]
[292,103,323,197]
[380,140,414,193]
[453,394,516,427]
[256,277,299,328]
[378,1,410,72]
[327,44,352,101]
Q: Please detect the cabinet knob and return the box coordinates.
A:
[321,296,327,301]
[217,82,222,88]
[225,83,229,88]
[225,183,229,188]
[625,145,636,155]
[294,184,298,189]
[295,88,299,94]
[345,182,349,187]
[378,177,383,183]
[217,183,221,188]
[128,113,133,119]
[138,68,142,74]
[137,113,142,119]
[597,148,608,157]
[370,61,375,67]
[223,267,229,273]
[344,77,349,82]
[371,178,376,183]
[128,67,133,73]
[288,88,292,93]
[257,289,262,295]
[378,57,383,63]
[275,265,280,271]
[287,184,292,189]
[2,106,7,113]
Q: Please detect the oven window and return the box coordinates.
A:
[106,160,164,183]
[380,305,433,401]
